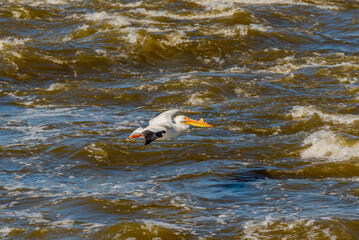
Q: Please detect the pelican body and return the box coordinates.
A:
[129,109,213,145]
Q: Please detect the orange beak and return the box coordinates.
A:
[182,117,213,127]
[129,134,142,139]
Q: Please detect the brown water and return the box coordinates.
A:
[1,0,359,239]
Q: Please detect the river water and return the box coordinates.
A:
[1,0,359,239]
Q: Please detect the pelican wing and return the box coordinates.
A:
[142,124,168,145]
[149,109,179,126]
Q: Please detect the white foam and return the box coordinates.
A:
[2,124,47,145]
[170,199,191,211]
[0,227,14,237]
[316,5,340,10]
[41,55,65,65]
[225,65,249,73]
[82,223,106,233]
[7,210,49,224]
[162,31,188,46]
[210,25,245,37]
[243,216,335,240]
[0,37,30,51]
[95,49,107,55]
[84,143,108,160]
[192,0,296,8]
[142,220,188,232]
[290,105,359,125]
[2,107,76,146]
[185,92,212,106]
[68,11,131,28]
[11,10,22,19]
[85,11,130,27]
[123,28,190,49]
[216,214,228,225]
[130,7,238,20]
[22,125,47,142]
[17,107,76,119]
[52,218,75,228]
[301,130,359,161]
[260,53,358,76]
[260,56,310,74]
[124,29,141,44]
[6,0,71,6]
[339,76,358,84]
[234,87,252,97]
[113,1,143,8]
[134,84,158,91]
[46,83,66,91]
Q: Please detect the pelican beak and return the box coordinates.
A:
[182,117,213,127]
[129,134,142,139]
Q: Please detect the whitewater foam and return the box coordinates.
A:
[142,220,188,232]
[52,218,75,228]
[207,24,269,37]
[243,216,335,240]
[0,37,30,51]
[290,105,359,125]
[162,31,188,46]
[6,0,72,6]
[46,83,68,91]
[339,76,358,84]
[185,91,212,106]
[130,7,238,20]
[0,227,14,237]
[301,130,359,161]
[84,143,108,160]
[192,0,296,8]
[68,11,131,28]
[259,53,359,76]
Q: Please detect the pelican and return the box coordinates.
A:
[129,109,213,145]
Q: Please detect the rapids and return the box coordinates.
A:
[1,0,359,239]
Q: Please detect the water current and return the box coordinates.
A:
[1,0,359,239]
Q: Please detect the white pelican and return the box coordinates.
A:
[129,109,213,145]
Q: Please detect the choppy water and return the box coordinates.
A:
[1,0,359,239]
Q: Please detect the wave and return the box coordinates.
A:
[4,0,357,73]
[241,215,359,239]
[193,0,296,8]
[301,129,359,161]
[259,53,359,76]
[5,0,72,6]
[290,105,359,125]
[0,37,30,51]
[73,11,131,28]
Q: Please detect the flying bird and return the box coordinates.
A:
[129,109,213,145]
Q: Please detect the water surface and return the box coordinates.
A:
[1,0,359,239]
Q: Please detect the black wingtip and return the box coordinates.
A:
[142,130,166,146]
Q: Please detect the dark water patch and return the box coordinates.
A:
[230,169,271,182]
[268,161,359,179]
